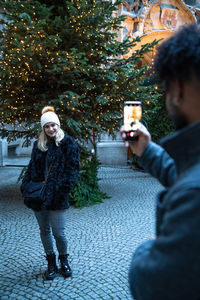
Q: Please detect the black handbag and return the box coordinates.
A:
[22,181,46,204]
[22,164,52,206]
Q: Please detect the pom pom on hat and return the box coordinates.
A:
[41,106,60,128]
[42,106,55,115]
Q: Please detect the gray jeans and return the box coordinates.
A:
[34,209,68,255]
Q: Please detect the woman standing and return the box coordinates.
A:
[21,106,80,280]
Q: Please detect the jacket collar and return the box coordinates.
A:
[160,121,200,174]
[59,134,67,146]
[47,134,67,147]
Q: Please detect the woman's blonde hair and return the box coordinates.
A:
[37,106,65,152]
[37,127,65,152]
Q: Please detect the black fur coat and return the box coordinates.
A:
[21,134,80,211]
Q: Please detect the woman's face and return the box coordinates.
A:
[44,122,59,138]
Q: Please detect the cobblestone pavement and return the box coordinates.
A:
[0,163,163,300]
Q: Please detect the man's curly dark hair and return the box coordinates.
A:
[154,23,200,88]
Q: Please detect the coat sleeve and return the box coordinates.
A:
[20,141,37,193]
[138,142,177,187]
[129,187,200,300]
[55,137,80,195]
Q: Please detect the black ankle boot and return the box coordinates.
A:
[59,254,72,278]
[45,253,58,280]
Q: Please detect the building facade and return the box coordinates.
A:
[97,0,199,165]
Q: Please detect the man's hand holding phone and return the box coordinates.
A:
[121,123,151,157]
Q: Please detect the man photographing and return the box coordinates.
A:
[123,23,200,299]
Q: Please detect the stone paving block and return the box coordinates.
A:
[0,165,162,299]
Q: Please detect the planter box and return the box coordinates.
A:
[97,133,127,165]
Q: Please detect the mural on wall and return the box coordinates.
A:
[123,0,141,14]
[160,4,178,29]
[120,0,197,43]
[122,0,149,15]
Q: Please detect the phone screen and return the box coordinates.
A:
[123,101,142,140]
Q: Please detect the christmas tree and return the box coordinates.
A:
[0,0,158,150]
[0,0,160,206]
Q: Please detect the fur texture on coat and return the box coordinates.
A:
[21,134,80,211]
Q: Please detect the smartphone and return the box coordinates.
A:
[123,101,142,141]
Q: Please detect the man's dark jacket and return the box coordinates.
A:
[129,121,200,300]
[21,134,80,211]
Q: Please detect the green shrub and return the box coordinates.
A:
[143,93,174,143]
[70,155,109,208]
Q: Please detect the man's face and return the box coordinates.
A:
[166,83,189,130]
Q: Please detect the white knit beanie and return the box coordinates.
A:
[41,106,60,128]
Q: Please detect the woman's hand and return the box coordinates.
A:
[120,123,151,157]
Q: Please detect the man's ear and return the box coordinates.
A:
[176,79,184,103]
[171,79,184,106]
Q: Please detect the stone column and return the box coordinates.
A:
[0,140,3,167]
